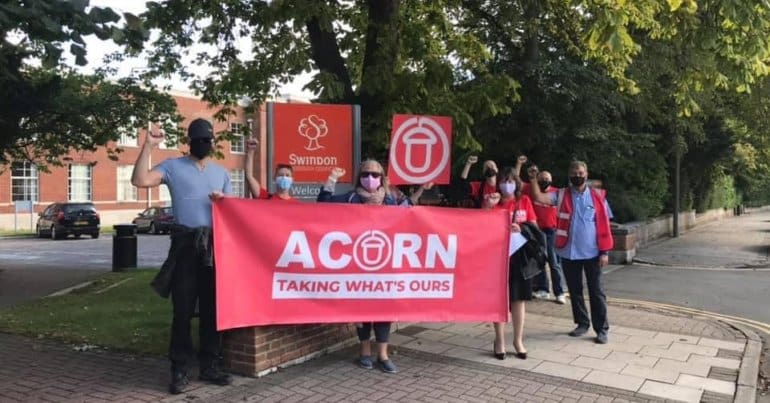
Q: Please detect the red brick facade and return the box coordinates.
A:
[223,324,357,377]
[0,92,263,218]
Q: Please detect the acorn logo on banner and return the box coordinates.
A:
[388,114,452,185]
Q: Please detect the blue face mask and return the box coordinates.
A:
[275,176,293,191]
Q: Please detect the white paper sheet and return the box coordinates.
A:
[509,233,527,256]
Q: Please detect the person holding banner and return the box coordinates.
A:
[131,118,233,394]
[491,166,538,360]
[317,159,400,373]
[244,137,297,201]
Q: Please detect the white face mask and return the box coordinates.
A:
[500,182,516,196]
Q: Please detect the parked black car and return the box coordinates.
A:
[36,202,100,240]
[132,206,174,234]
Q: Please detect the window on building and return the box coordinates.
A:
[11,162,38,202]
[230,122,244,153]
[118,117,138,147]
[117,165,137,201]
[159,184,171,205]
[231,169,245,197]
[68,164,92,201]
[158,119,178,150]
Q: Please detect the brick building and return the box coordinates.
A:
[0,90,275,231]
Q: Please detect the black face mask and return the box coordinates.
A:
[538,181,551,192]
[484,169,497,178]
[569,176,586,187]
[190,139,213,159]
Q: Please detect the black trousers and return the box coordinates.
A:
[357,322,391,343]
[562,257,609,335]
[169,249,220,371]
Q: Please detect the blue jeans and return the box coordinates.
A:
[534,229,565,296]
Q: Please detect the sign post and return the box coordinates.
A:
[14,200,34,232]
[266,103,361,201]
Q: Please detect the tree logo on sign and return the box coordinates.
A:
[298,114,328,151]
[389,116,450,183]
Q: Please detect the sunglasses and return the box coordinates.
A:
[360,171,382,179]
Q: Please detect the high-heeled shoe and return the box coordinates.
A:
[513,345,528,360]
[493,341,506,360]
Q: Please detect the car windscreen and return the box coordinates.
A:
[62,204,97,214]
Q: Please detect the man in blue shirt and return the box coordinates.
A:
[529,161,613,344]
[132,118,233,394]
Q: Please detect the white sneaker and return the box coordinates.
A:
[533,291,550,299]
[555,295,567,305]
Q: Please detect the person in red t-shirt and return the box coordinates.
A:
[491,166,537,361]
[460,155,498,208]
[244,137,297,201]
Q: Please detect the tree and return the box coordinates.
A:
[130,0,520,159]
[0,0,179,166]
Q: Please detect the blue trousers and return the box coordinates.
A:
[533,229,565,296]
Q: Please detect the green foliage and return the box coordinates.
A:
[0,0,178,166]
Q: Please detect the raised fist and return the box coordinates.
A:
[145,125,164,148]
[330,167,346,180]
[466,155,478,165]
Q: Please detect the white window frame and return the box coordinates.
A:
[10,161,39,202]
[68,164,92,201]
[158,118,178,150]
[159,184,172,204]
[117,165,137,202]
[230,122,245,154]
[118,117,139,147]
[231,169,245,197]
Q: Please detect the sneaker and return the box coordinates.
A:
[199,366,232,386]
[533,290,550,299]
[568,326,589,337]
[595,333,609,344]
[555,295,567,305]
[377,359,398,374]
[168,369,190,395]
[358,355,374,370]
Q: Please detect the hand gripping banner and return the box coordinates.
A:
[213,199,510,330]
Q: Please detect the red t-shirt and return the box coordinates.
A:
[496,195,537,224]
[521,182,557,229]
[257,187,297,202]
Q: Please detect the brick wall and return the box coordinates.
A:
[223,324,357,377]
[0,91,264,227]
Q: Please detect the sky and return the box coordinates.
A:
[76,0,315,99]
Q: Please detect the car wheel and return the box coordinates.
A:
[51,225,61,240]
[91,232,99,239]
[150,222,157,235]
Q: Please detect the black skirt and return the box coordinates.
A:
[509,250,533,301]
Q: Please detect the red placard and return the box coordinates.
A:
[213,199,510,329]
[272,103,353,183]
[388,114,453,185]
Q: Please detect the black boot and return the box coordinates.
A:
[169,368,190,395]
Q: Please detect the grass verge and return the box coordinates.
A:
[0,269,176,356]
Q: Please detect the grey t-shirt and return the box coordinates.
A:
[153,157,233,228]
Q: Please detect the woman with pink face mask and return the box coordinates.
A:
[317,159,399,374]
[492,166,538,360]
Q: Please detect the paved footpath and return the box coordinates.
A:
[0,212,766,402]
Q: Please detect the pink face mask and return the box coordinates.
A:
[360,176,381,191]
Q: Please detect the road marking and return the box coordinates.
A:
[610,297,770,335]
